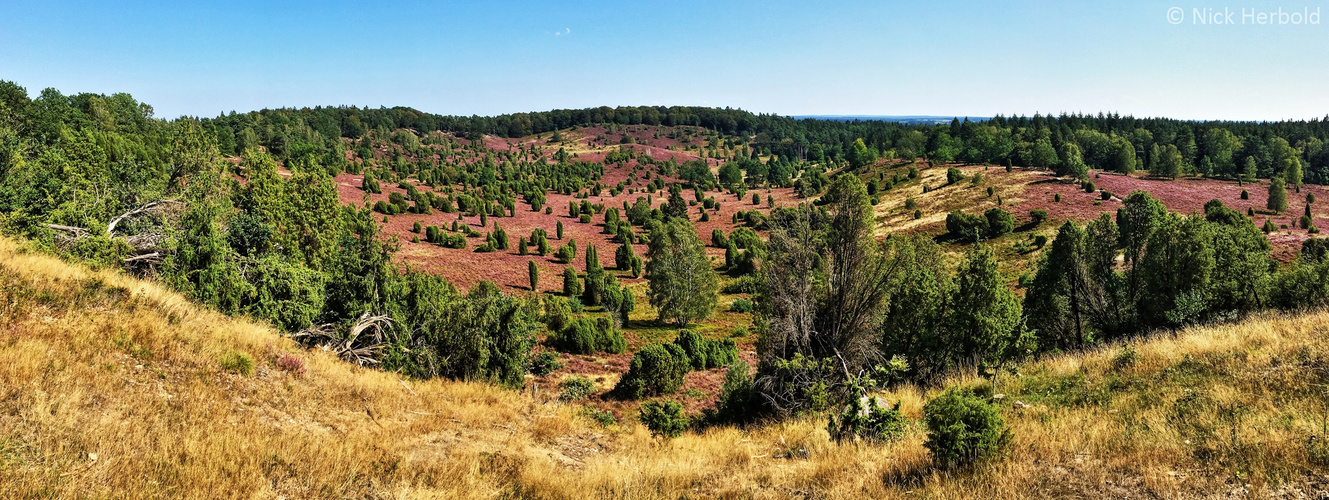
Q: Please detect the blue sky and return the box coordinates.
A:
[1,0,1326,121]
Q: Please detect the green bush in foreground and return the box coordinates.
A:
[923,389,1011,468]
[828,396,908,444]
[672,329,738,371]
[220,351,255,376]
[728,298,754,313]
[614,343,688,399]
[639,399,689,438]
[528,350,563,376]
[547,316,625,355]
[558,376,594,401]
[707,361,757,425]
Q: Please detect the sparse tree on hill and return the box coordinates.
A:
[645,218,717,327]
[528,260,539,291]
[1268,176,1289,213]
[563,267,582,297]
[949,244,1030,375]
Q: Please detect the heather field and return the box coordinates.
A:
[332,125,1329,296]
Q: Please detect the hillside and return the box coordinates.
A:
[3,236,1326,498]
[332,123,1327,297]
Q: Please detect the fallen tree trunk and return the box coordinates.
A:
[106,199,182,236]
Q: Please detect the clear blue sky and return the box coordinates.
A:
[1,0,1326,121]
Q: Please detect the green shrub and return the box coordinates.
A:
[562,267,582,297]
[708,361,757,424]
[1054,193,1062,202]
[559,376,595,401]
[1100,190,1112,201]
[398,279,538,388]
[629,255,643,278]
[828,397,907,444]
[913,209,923,220]
[946,210,988,241]
[220,350,255,376]
[729,298,754,313]
[581,406,617,427]
[672,329,738,370]
[946,167,963,185]
[984,208,1014,236]
[1029,209,1048,226]
[722,274,761,294]
[614,343,689,399]
[438,233,466,249]
[556,245,576,263]
[639,400,689,438]
[1034,234,1049,248]
[528,350,564,376]
[1240,189,1250,200]
[923,389,1012,469]
[543,295,571,333]
[244,255,325,333]
[757,354,838,414]
[548,317,626,355]
[1083,180,1096,193]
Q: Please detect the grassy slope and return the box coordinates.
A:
[1,236,1327,498]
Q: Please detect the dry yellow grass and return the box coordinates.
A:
[1,235,1327,498]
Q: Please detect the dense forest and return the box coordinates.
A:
[191,97,1329,184]
[6,78,1329,446]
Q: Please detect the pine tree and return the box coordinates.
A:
[584,246,604,306]
[563,267,582,297]
[949,244,1027,373]
[528,260,539,291]
[1268,176,1289,213]
[615,240,635,270]
[1242,156,1258,182]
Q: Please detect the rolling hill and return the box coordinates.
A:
[2,235,1326,498]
